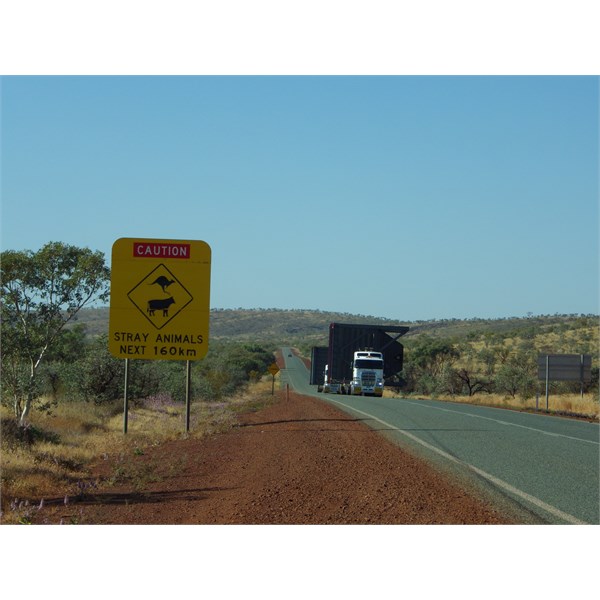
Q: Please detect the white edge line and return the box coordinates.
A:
[327,397,589,525]
[400,400,599,446]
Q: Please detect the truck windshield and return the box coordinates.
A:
[355,359,384,369]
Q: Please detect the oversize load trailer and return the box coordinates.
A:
[310,347,329,385]
[310,322,409,386]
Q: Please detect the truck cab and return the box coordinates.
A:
[350,350,384,396]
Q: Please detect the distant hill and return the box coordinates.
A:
[74,307,598,356]
[74,307,409,347]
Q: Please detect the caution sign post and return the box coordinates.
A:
[109,238,211,360]
[268,362,280,396]
[109,238,211,434]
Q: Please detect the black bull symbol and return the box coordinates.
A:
[147,296,176,316]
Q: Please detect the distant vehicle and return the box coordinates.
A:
[310,322,409,396]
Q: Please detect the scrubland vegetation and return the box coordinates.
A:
[2,309,598,523]
[3,308,597,522]
[1,243,597,523]
[1,370,279,524]
[392,315,598,419]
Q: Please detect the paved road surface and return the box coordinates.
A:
[280,348,600,524]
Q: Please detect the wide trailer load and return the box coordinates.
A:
[310,346,328,386]
[311,322,409,393]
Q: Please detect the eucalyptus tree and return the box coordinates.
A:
[1,242,110,425]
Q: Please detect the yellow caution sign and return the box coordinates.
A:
[109,238,211,360]
[268,363,280,376]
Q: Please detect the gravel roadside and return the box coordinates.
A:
[32,390,513,525]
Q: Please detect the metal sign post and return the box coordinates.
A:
[185,360,192,433]
[123,358,130,434]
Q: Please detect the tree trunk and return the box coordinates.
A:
[13,393,22,421]
[18,360,37,427]
[18,387,34,427]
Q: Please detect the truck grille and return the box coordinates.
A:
[361,371,376,386]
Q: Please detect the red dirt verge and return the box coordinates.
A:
[31,391,512,524]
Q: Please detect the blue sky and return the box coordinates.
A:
[1,76,598,321]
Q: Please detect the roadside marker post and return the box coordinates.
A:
[546,355,550,411]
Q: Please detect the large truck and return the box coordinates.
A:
[320,349,385,396]
[310,322,409,396]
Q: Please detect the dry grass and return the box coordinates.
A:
[0,376,279,524]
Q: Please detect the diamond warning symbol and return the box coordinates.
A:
[127,264,193,330]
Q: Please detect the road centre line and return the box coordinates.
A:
[327,397,588,525]
[400,400,599,446]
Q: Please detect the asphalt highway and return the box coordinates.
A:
[280,348,600,525]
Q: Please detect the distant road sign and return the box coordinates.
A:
[109,238,211,360]
[537,354,592,382]
[268,363,280,376]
